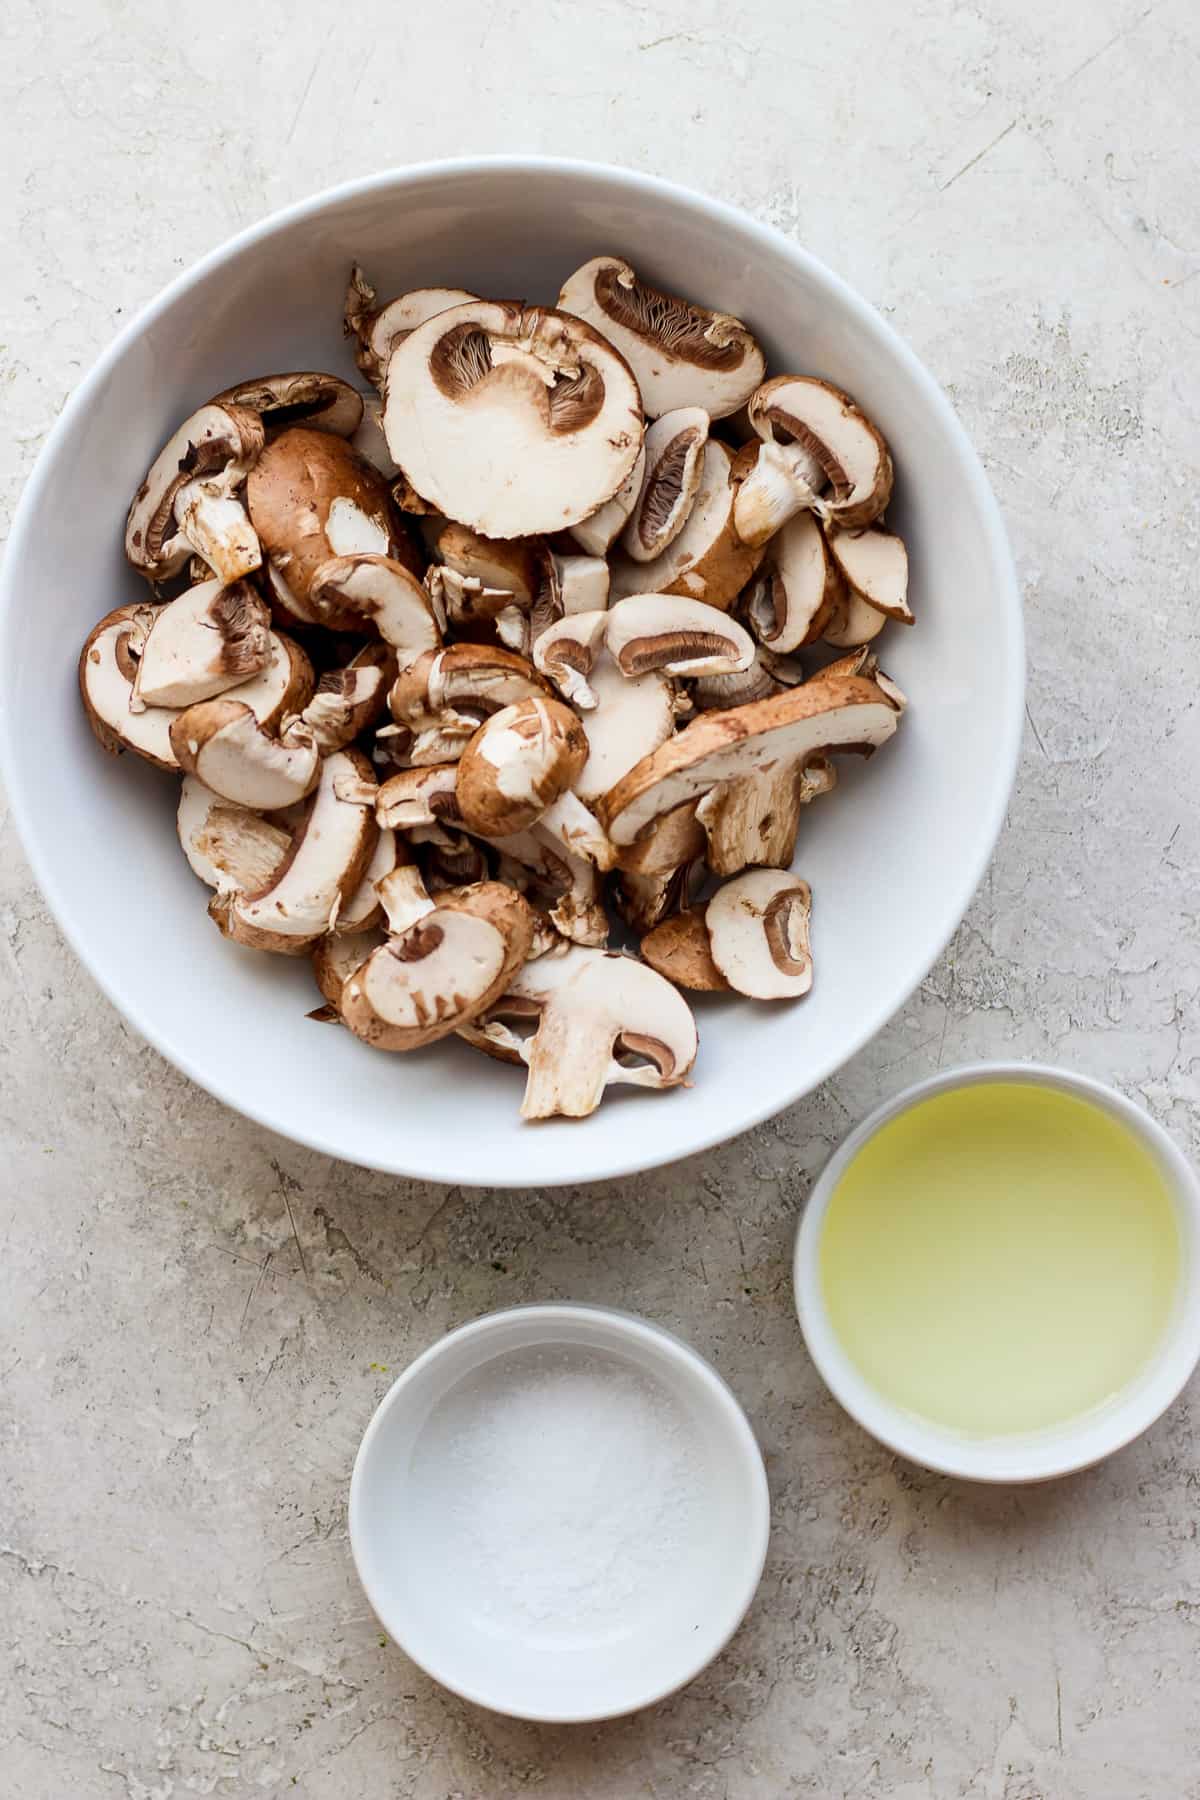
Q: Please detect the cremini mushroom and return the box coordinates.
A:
[707,869,814,999]
[742,510,844,653]
[557,256,764,420]
[340,882,534,1051]
[551,552,610,617]
[132,578,271,711]
[176,776,292,894]
[821,585,888,649]
[621,407,709,560]
[826,525,912,624]
[246,426,416,626]
[608,796,707,934]
[170,699,321,810]
[282,642,395,756]
[211,371,364,439]
[604,593,755,680]
[639,907,728,992]
[335,825,400,933]
[691,651,783,712]
[313,926,387,1012]
[574,653,680,809]
[387,643,551,765]
[126,403,264,585]
[598,673,901,876]
[308,553,441,655]
[456,696,588,838]
[211,749,378,955]
[733,376,894,546]
[344,266,478,387]
[568,446,645,557]
[609,440,764,612]
[468,945,698,1119]
[381,300,643,537]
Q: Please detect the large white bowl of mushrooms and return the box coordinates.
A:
[0,161,1023,1186]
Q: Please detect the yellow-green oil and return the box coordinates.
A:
[819,1082,1182,1436]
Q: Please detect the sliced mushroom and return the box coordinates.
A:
[423,519,543,606]
[821,584,888,649]
[552,553,610,617]
[557,256,765,420]
[605,593,755,680]
[470,946,698,1120]
[313,926,387,1011]
[210,748,378,955]
[691,650,783,712]
[742,510,844,653]
[608,796,707,932]
[126,403,264,585]
[826,525,912,623]
[573,652,679,808]
[817,648,908,713]
[211,372,364,439]
[568,446,645,556]
[640,907,728,992]
[381,300,643,537]
[609,440,764,613]
[308,554,441,657]
[375,861,437,935]
[532,609,609,708]
[282,642,395,755]
[456,696,588,838]
[335,825,401,933]
[246,426,416,626]
[598,673,902,875]
[341,882,534,1051]
[132,578,271,711]
[170,699,320,809]
[621,407,709,561]
[733,376,893,546]
[80,603,184,769]
[388,644,552,764]
[488,825,609,947]
[375,762,461,831]
[176,776,292,893]
[344,266,479,387]
[707,870,813,999]
[228,631,316,732]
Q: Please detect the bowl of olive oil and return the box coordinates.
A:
[794,1066,1200,1481]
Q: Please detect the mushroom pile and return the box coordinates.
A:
[79,255,911,1123]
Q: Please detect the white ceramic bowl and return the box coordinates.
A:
[0,158,1023,1185]
[349,1303,769,1720]
[794,1064,1200,1481]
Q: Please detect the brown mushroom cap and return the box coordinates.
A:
[246,427,416,623]
[387,643,554,765]
[609,440,764,613]
[381,300,644,538]
[456,696,588,838]
[211,372,364,438]
[308,553,441,655]
[340,882,535,1051]
[557,256,765,420]
[706,869,814,999]
[640,906,729,991]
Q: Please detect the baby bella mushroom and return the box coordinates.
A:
[176,776,292,894]
[131,578,271,710]
[639,906,728,992]
[742,511,844,654]
[557,256,765,419]
[212,371,365,439]
[456,696,588,838]
[621,407,710,561]
[344,266,478,387]
[706,869,814,999]
[609,440,764,612]
[170,699,320,810]
[340,882,535,1051]
[126,403,264,585]
[733,376,894,547]
[381,300,643,537]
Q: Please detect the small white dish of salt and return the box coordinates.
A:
[350,1303,770,1721]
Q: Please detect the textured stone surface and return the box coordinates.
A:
[3,2,1200,1795]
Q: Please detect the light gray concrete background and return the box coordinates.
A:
[3,1,1199,1795]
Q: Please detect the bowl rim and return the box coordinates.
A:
[0,156,1025,1184]
[347,1300,771,1721]
[793,1061,1200,1482]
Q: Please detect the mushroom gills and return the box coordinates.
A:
[707,869,814,999]
[133,578,271,710]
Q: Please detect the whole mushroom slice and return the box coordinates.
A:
[456,697,588,838]
[340,882,535,1051]
[132,577,271,710]
[707,870,814,999]
[126,403,264,585]
[381,300,643,538]
[176,776,292,893]
[532,609,610,708]
[170,699,320,810]
[621,407,710,561]
[472,945,698,1120]
[742,510,844,653]
[211,749,378,955]
[640,906,728,992]
[308,553,441,656]
[282,642,395,755]
[313,926,387,1011]
[568,446,645,557]
[605,593,755,680]
[733,376,894,546]
[598,674,902,875]
[557,256,765,420]
[825,525,912,623]
[246,426,418,626]
[609,440,764,613]
[229,631,316,732]
[344,266,479,387]
[211,372,364,439]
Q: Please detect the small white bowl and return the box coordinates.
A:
[794,1064,1200,1482]
[349,1303,769,1721]
[0,156,1024,1185]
